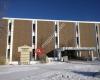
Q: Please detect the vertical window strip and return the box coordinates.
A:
[96,26,98,34]
[77,37,79,45]
[97,37,99,46]
[9,23,12,32]
[32,49,35,56]
[76,25,78,34]
[33,36,35,44]
[55,24,57,33]
[8,35,11,45]
[33,24,35,32]
[55,36,58,45]
[7,49,10,59]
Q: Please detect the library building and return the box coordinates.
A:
[0,17,100,64]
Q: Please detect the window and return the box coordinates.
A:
[96,26,98,34]
[55,37,58,45]
[55,25,57,33]
[9,23,12,32]
[32,49,35,56]
[8,36,11,45]
[8,49,10,59]
[77,37,79,45]
[76,25,78,34]
[98,49,99,53]
[33,36,35,44]
[33,24,35,32]
[97,37,99,45]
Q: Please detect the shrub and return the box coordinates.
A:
[39,55,49,63]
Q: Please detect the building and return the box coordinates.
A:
[0,17,100,64]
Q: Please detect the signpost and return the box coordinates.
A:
[18,45,32,64]
[35,48,44,57]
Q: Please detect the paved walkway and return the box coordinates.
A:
[0,62,100,80]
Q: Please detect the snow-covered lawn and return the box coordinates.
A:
[0,61,100,80]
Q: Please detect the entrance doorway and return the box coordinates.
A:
[62,50,77,60]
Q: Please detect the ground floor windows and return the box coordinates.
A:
[7,49,10,59]
[32,36,35,44]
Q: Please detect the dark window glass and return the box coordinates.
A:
[96,26,98,34]
[33,36,35,44]
[98,49,99,53]
[76,25,78,34]
[8,36,11,45]
[97,37,99,45]
[9,23,12,32]
[55,25,57,33]
[55,37,58,45]
[32,49,35,56]
[8,49,10,59]
[33,24,35,32]
[77,37,79,45]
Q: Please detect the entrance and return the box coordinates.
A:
[62,50,77,60]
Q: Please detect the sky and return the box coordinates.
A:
[1,0,100,21]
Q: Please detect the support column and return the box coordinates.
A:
[98,26,100,58]
[6,20,11,63]
[57,21,60,60]
[9,19,14,64]
[76,51,79,57]
[31,20,35,61]
[54,21,58,49]
[35,20,37,60]
[58,50,61,61]
[75,22,79,57]
[76,22,81,57]
[95,24,100,58]
[91,51,94,61]
[57,21,60,48]
[55,21,61,60]
[76,51,78,56]
[78,22,81,57]
[79,52,81,57]
[89,50,91,56]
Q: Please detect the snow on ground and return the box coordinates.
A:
[0,61,100,80]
